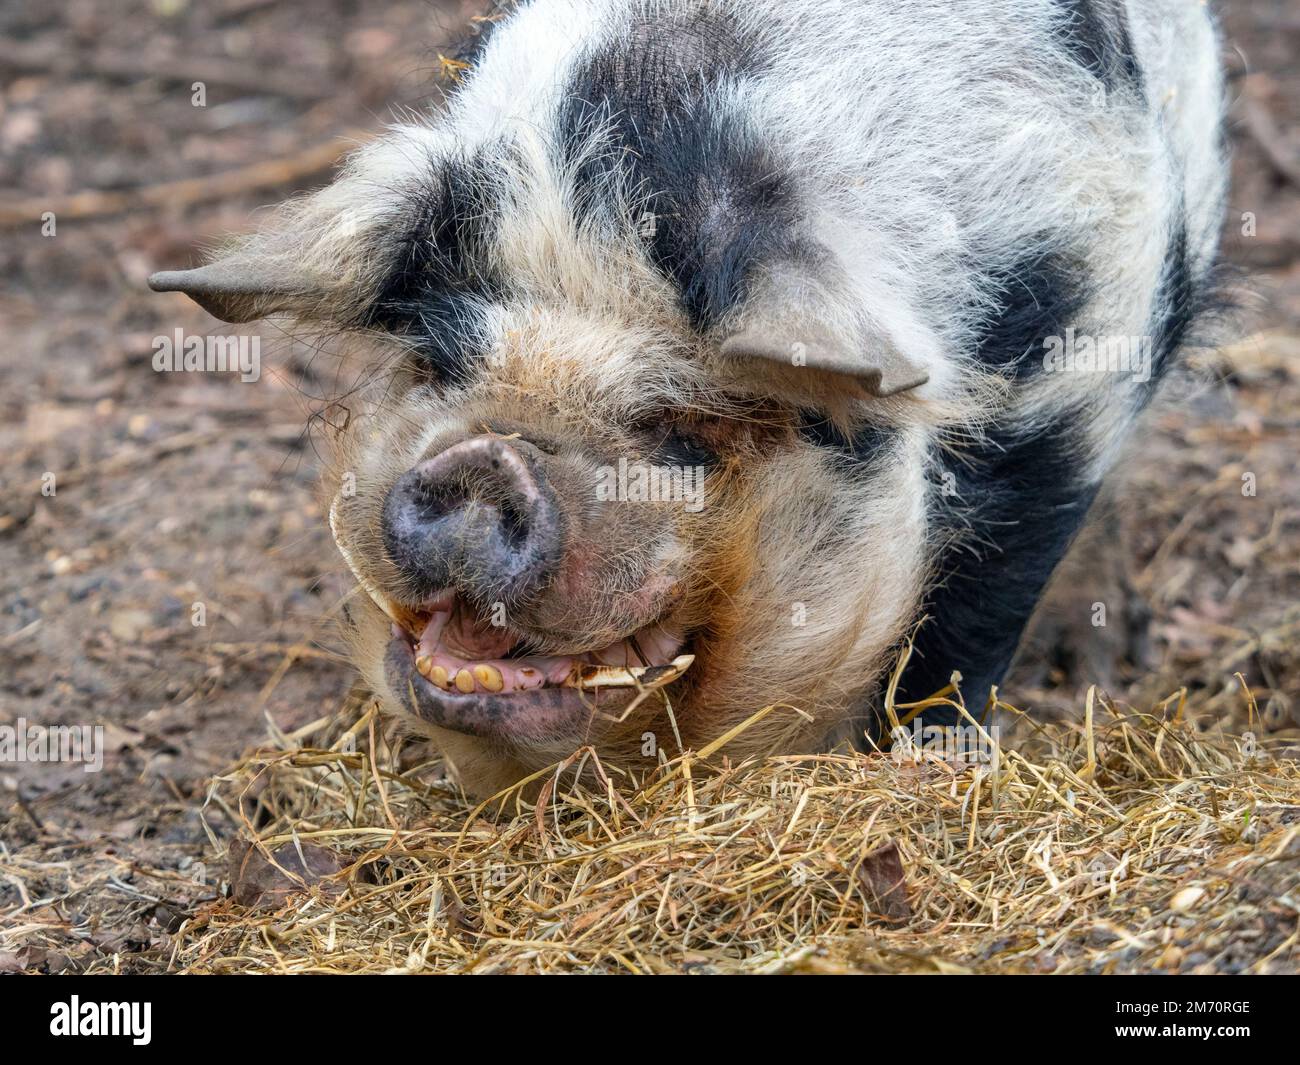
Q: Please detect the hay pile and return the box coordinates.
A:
[167,684,1300,975]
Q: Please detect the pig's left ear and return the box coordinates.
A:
[148,255,331,324]
[719,263,932,397]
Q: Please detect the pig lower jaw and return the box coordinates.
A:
[383,595,695,742]
[384,636,693,745]
[385,638,591,743]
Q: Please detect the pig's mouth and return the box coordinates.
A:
[383,597,693,743]
[331,496,694,742]
[400,594,690,693]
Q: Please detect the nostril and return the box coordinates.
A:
[496,493,533,551]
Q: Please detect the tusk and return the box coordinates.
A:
[328,492,421,635]
[567,654,695,691]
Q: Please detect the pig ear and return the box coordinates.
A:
[720,327,930,397]
[148,256,329,324]
[719,267,932,397]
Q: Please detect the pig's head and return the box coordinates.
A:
[150,77,941,795]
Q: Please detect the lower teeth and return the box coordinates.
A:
[414,651,695,694]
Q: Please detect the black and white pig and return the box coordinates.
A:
[150,0,1227,795]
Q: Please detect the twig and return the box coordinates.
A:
[0,40,333,101]
[0,131,371,229]
[1240,85,1300,188]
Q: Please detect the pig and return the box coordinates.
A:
[149,0,1228,795]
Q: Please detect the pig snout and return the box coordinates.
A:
[381,436,564,604]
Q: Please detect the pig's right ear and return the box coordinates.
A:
[718,261,933,398]
[148,255,331,324]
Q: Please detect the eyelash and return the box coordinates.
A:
[647,423,718,467]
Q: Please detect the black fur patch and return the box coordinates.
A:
[973,246,1089,379]
[887,416,1101,727]
[1054,0,1144,93]
[558,12,803,331]
[1142,219,1199,394]
[883,214,1222,733]
[796,412,897,466]
[368,149,503,382]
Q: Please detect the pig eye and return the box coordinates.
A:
[647,423,718,468]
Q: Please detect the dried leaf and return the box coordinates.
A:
[856,841,911,922]
[227,838,351,909]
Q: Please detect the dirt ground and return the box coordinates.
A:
[0,1,1297,973]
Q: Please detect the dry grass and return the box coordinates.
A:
[158,680,1300,975]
